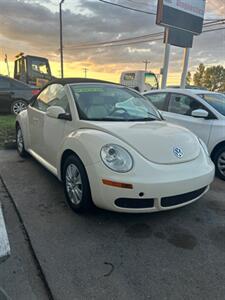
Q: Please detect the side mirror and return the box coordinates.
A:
[46,106,66,119]
[191,109,209,118]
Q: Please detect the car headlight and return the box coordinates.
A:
[199,138,209,156]
[100,144,133,173]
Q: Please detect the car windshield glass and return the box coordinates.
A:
[70,84,161,121]
[198,93,225,116]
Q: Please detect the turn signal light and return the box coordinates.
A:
[102,179,133,189]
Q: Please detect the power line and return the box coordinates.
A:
[65,25,225,50]
[98,0,225,21]
[203,26,225,33]
[97,0,156,15]
[122,0,151,9]
[66,31,163,48]
[65,19,225,50]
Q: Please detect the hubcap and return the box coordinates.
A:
[17,128,23,153]
[65,164,83,205]
[218,152,225,177]
[13,101,26,115]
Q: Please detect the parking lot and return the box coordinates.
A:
[0,150,224,300]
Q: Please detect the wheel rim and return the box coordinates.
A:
[12,101,26,115]
[17,128,23,153]
[65,164,83,205]
[217,151,225,177]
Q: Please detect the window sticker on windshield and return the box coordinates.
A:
[74,87,104,93]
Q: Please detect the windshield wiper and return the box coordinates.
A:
[87,118,125,121]
[146,111,161,120]
[126,117,157,121]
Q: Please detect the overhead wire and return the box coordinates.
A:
[65,19,225,50]
[97,0,156,15]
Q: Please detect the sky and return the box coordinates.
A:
[0,0,224,84]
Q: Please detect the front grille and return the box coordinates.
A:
[161,186,207,208]
[115,198,154,209]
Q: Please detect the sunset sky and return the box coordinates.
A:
[0,0,224,85]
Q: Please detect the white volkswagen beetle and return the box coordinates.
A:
[16,79,215,213]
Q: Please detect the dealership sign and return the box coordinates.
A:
[156,0,206,35]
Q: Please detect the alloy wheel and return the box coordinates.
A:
[17,128,24,153]
[12,101,27,115]
[65,163,83,205]
[217,151,225,177]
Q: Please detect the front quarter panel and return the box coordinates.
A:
[57,129,131,180]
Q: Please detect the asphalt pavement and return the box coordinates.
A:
[0,150,225,300]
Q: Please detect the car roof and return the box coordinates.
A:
[144,88,220,96]
[47,78,117,86]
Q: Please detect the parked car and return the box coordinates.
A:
[144,89,225,180]
[0,75,39,115]
[16,79,214,213]
[120,70,159,92]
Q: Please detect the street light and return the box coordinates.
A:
[59,0,65,78]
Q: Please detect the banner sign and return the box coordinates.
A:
[156,0,206,35]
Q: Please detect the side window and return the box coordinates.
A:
[0,78,10,89]
[124,73,135,81]
[168,94,204,116]
[33,84,70,113]
[49,86,71,113]
[145,93,168,110]
[32,85,51,112]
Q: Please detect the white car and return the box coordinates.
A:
[144,89,225,180]
[16,79,214,213]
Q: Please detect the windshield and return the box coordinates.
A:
[199,93,225,116]
[144,73,158,89]
[31,60,49,75]
[70,84,161,121]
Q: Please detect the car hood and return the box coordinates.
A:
[78,120,201,164]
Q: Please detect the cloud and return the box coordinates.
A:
[0,0,224,81]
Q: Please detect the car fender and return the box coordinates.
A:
[210,137,225,157]
[16,109,30,149]
[57,129,129,180]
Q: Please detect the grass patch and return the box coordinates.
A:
[0,114,16,149]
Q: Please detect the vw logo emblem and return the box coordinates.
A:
[173,147,184,159]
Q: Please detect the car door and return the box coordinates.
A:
[27,85,51,156]
[42,84,73,168]
[0,77,12,113]
[162,93,213,146]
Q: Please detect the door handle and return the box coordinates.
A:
[33,117,39,122]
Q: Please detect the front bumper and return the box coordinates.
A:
[86,153,215,213]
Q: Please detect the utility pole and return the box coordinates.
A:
[143,60,151,71]
[4,54,10,77]
[83,68,88,78]
[59,0,65,78]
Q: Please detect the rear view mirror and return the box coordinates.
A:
[191,109,209,118]
[46,106,66,119]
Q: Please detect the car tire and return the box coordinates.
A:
[62,155,94,213]
[212,146,225,181]
[11,100,27,115]
[16,125,28,158]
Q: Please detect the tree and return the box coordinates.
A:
[203,65,225,92]
[193,64,225,92]
[186,71,192,85]
[193,63,205,87]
